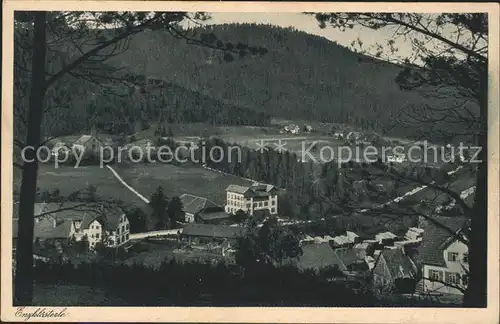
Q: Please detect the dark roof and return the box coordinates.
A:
[180,194,219,215]
[225,185,249,194]
[182,224,244,239]
[225,184,277,198]
[375,249,417,279]
[332,247,365,271]
[13,218,72,240]
[13,202,124,233]
[415,216,468,267]
[197,207,230,221]
[296,243,338,271]
[100,205,126,230]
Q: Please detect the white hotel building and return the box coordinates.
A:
[225,184,278,216]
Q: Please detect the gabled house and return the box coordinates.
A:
[372,248,418,294]
[225,183,278,216]
[72,135,104,158]
[330,247,370,277]
[50,141,71,158]
[102,208,131,248]
[179,194,229,224]
[13,202,130,250]
[295,243,340,273]
[413,216,469,295]
[295,243,369,278]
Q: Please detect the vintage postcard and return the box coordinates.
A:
[1,1,499,323]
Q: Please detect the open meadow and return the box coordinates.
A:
[113,163,255,205]
[14,164,148,211]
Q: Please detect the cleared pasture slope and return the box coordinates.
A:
[113,163,255,205]
[15,164,147,209]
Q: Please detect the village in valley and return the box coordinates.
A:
[13,120,472,305]
[11,11,487,308]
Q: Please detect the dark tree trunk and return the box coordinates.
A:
[463,76,488,308]
[14,11,46,306]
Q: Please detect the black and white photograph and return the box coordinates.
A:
[2,1,499,322]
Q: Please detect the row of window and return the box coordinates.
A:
[228,200,247,208]
[428,269,468,285]
[117,223,130,235]
[447,252,468,263]
[228,194,244,200]
[116,233,129,245]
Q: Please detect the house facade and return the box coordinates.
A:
[225,184,278,216]
[104,213,131,247]
[372,248,418,294]
[415,216,469,295]
[72,135,104,158]
[420,238,468,295]
[14,202,131,250]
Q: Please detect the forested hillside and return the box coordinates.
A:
[15,22,460,139]
[107,23,452,136]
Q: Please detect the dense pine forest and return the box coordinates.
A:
[15,23,460,139]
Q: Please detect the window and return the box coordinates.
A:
[258,202,263,207]
[271,208,276,213]
[272,200,276,206]
[462,274,469,285]
[126,233,129,241]
[445,272,461,285]
[447,252,459,262]
[126,224,129,231]
[264,201,268,206]
[463,253,468,263]
[96,233,100,239]
[246,203,251,208]
[428,269,443,281]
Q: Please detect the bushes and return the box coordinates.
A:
[32,259,375,306]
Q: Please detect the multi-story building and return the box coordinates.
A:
[13,202,130,250]
[224,183,278,216]
[414,216,469,295]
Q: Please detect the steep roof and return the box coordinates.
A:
[14,202,124,232]
[197,207,230,221]
[182,224,244,239]
[100,205,126,230]
[13,218,72,240]
[296,243,338,271]
[415,216,468,267]
[73,135,93,146]
[332,247,366,271]
[225,184,276,197]
[375,248,417,279]
[225,185,250,195]
[179,194,220,215]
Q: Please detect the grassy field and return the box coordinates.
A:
[14,164,147,209]
[113,163,255,205]
[14,162,254,208]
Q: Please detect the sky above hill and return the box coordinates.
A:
[198,12,416,63]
